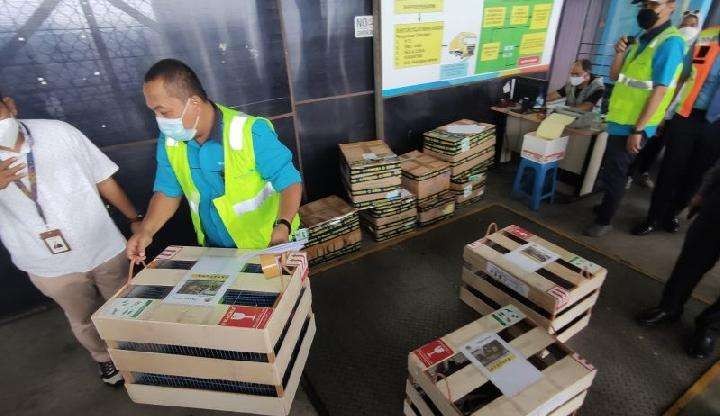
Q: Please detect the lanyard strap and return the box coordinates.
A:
[11,123,48,225]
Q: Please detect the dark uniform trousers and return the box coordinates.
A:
[646,110,720,223]
[659,191,720,332]
[595,134,645,225]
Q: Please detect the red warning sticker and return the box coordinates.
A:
[219,306,273,329]
[507,225,534,240]
[547,286,570,311]
[414,339,454,367]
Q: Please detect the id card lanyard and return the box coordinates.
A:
[11,123,71,254]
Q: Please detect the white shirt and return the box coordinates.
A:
[0,119,126,277]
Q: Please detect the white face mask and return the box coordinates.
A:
[679,26,700,43]
[0,117,20,149]
[569,75,586,87]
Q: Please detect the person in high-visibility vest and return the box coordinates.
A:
[632,26,720,236]
[126,59,302,262]
[584,0,686,237]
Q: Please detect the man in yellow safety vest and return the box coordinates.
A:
[126,59,302,262]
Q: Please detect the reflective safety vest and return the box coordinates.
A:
[164,104,299,249]
[676,26,720,117]
[607,26,685,127]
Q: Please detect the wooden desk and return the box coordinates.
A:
[491,106,609,197]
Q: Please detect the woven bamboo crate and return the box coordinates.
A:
[461,225,606,341]
[92,246,314,415]
[408,305,596,416]
[400,150,451,199]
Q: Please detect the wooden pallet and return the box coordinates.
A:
[408,305,596,416]
[463,225,607,319]
[92,246,313,415]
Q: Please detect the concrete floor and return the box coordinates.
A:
[1,162,717,416]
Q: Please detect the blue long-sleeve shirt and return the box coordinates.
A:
[154,107,301,247]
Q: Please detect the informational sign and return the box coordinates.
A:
[380,0,565,97]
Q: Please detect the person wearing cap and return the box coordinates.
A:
[584,0,686,237]
[632,26,720,236]
[0,90,140,385]
[126,59,302,262]
[637,157,720,358]
[547,59,605,112]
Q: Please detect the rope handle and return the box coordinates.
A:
[126,258,147,286]
[581,267,593,279]
[485,222,498,237]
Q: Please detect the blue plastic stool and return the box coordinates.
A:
[512,158,558,211]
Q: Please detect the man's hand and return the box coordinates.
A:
[627,134,643,154]
[130,221,143,236]
[126,230,153,262]
[270,224,290,246]
[688,194,703,219]
[0,157,26,190]
[615,36,629,55]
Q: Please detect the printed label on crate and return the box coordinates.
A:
[547,286,570,311]
[414,339,454,367]
[442,203,454,215]
[460,137,471,153]
[219,306,273,328]
[503,242,560,273]
[164,272,234,306]
[362,152,378,161]
[104,298,153,319]
[490,305,525,327]
[386,189,402,200]
[485,262,530,298]
[506,225,534,239]
[567,255,603,276]
[463,183,473,198]
[468,173,486,182]
[293,228,310,244]
[461,333,542,397]
[155,245,183,260]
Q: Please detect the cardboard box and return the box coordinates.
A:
[304,229,362,263]
[408,305,596,416]
[521,131,569,164]
[450,173,486,206]
[339,140,402,208]
[92,247,314,415]
[400,151,451,199]
[299,196,359,246]
[423,120,496,163]
[417,191,455,226]
[461,225,607,341]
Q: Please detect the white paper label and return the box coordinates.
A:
[460,137,471,152]
[294,227,310,244]
[485,262,530,298]
[503,242,560,273]
[463,184,473,198]
[354,15,373,38]
[362,152,378,161]
[386,189,401,200]
[567,255,602,275]
[446,124,486,135]
[104,298,153,319]
[462,333,543,397]
[468,173,485,183]
[490,305,526,327]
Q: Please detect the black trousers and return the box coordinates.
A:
[646,111,720,223]
[595,135,643,225]
[660,192,720,332]
[628,133,665,177]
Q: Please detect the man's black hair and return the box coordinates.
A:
[576,59,593,73]
[144,59,208,101]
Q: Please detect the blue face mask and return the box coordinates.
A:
[156,99,199,142]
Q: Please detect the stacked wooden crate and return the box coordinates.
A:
[360,189,417,241]
[339,140,402,209]
[406,305,596,416]
[399,150,455,226]
[460,225,607,343]
[423,120,495,206]
[92,246,313,416]
[298,195,361,265]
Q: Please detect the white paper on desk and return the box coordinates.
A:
[537,113,575,139]
[446,124,487,135]
[546,98,566,109]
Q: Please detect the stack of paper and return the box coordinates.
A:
[298,195,361,265]
[339,140,402,209]
[360,189,417,242]
[423,120,495,205]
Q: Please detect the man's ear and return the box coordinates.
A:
[2,97,18,117]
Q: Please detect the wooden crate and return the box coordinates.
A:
[92,246,314,415]
[408,305,596,416]
[463,225,607,319]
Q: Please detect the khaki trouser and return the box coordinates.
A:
[28,251,128,362]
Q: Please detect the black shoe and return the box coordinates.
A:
[636,307,681,327]
[592,204,601,215]
[631,221,657,236]
[663,217,680,233]
[99,361,124,386]
[688,327,717,359]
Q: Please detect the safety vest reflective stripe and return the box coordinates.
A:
[233,182,276,215]
[617,73,654,90]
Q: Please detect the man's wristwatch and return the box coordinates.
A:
[274,218,292,233]
[631,129,646,137]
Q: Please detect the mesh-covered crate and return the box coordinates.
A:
[461,225,607,342]
[92,246,315,415]
[407,305,596,416]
